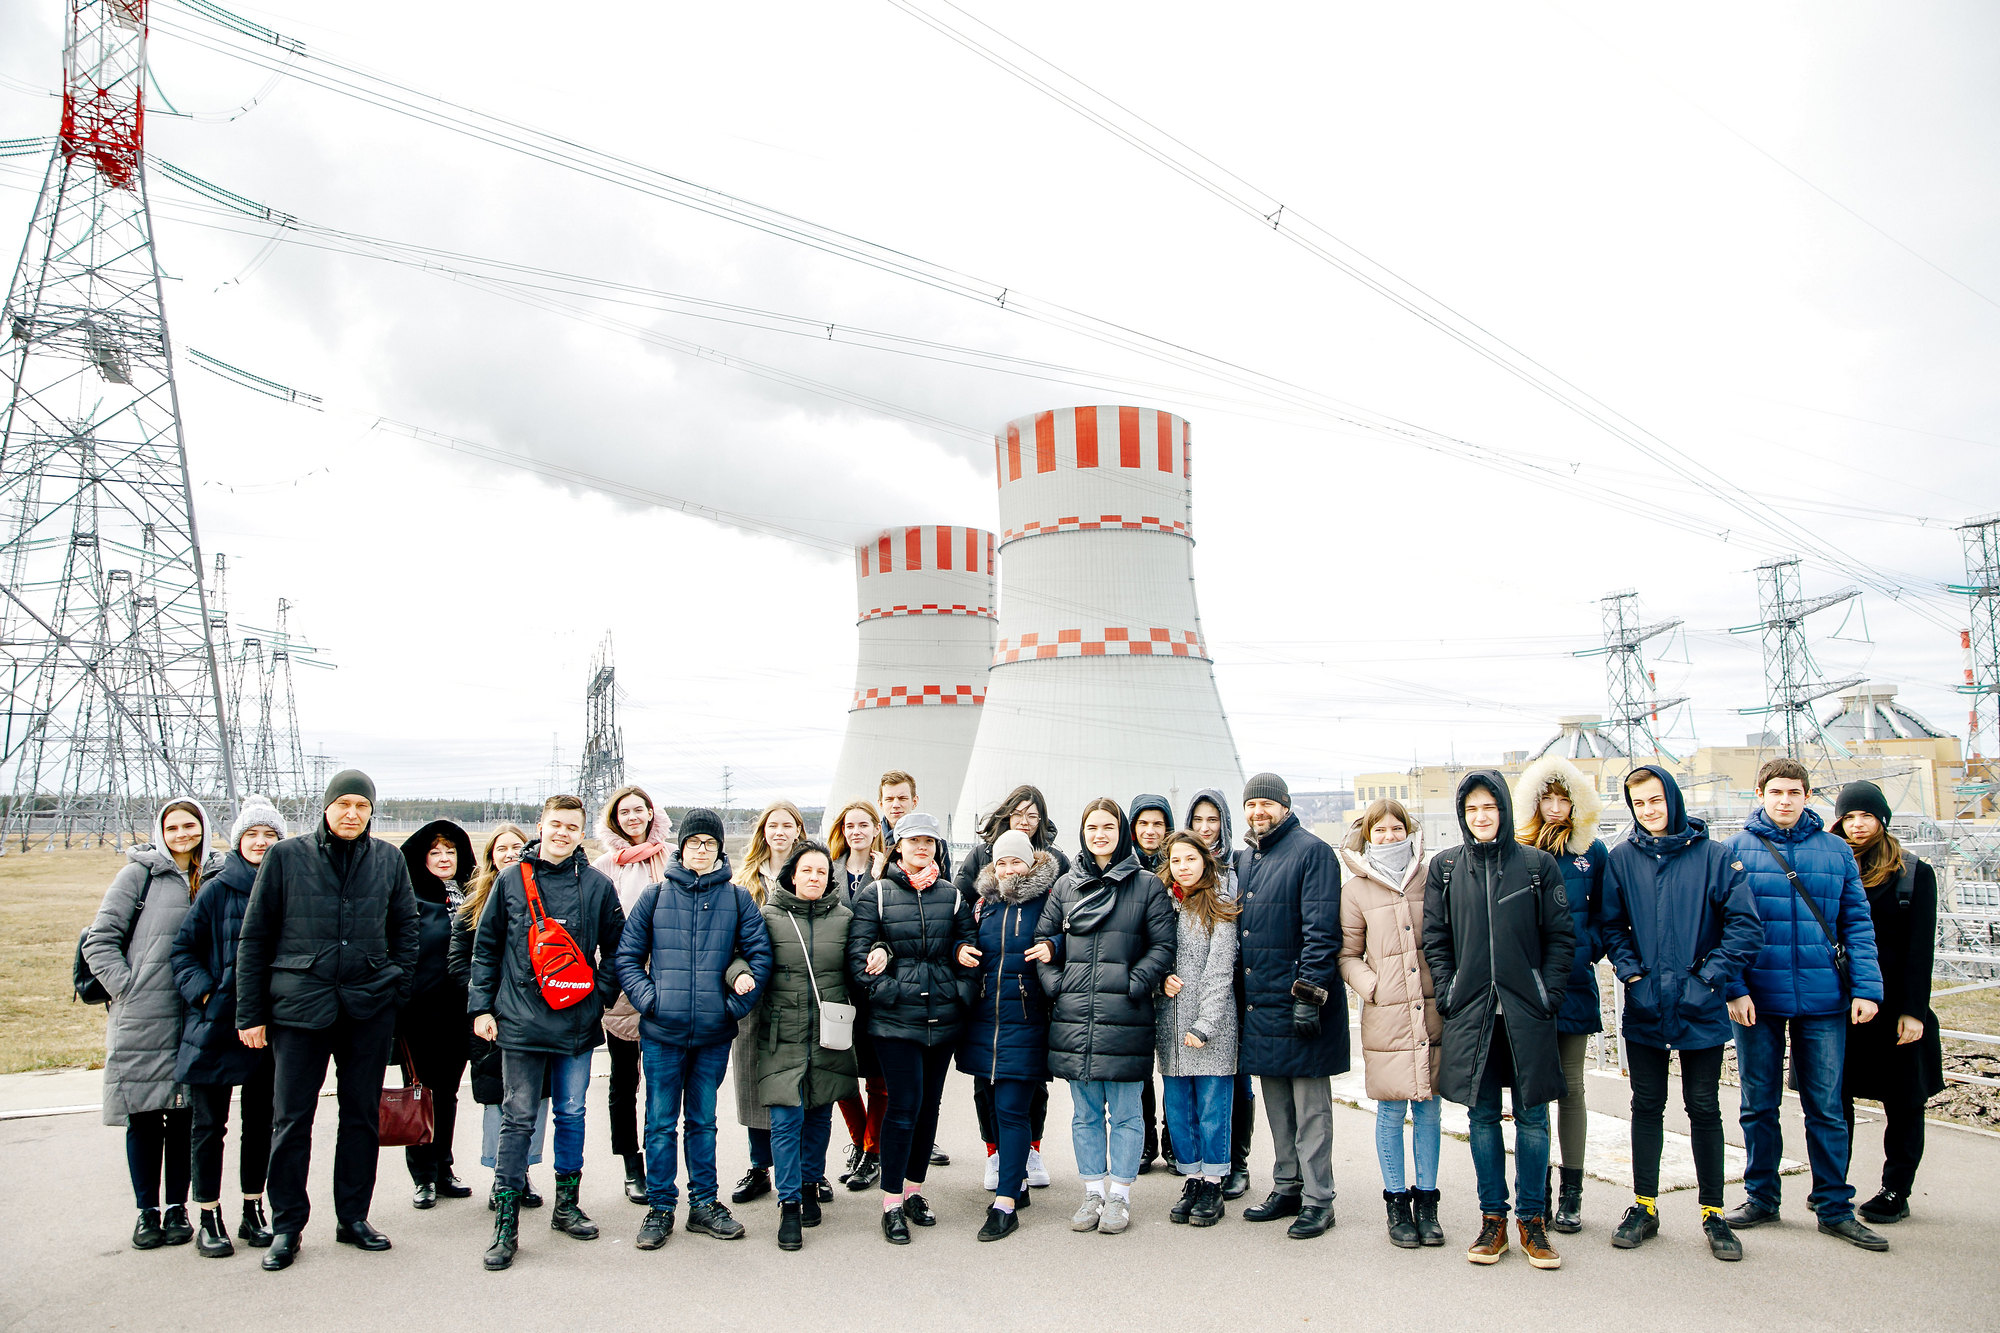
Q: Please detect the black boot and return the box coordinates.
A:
[846,1151,880,1192]
[237,1198,273,1248]
[484,1188,520,1271]
[132,1208,164,1250]
[196,1206,235,1258]
[437,1172,473,1199]
[1225,1087,1255,1199]
[519,1173,543,1208]
[838,1142,864,1185]
[1385,1190,1420,1248]
[731,1167,771,1204]
[1171,1177,1201,1223]
[777,1201,803,1251]
[1410,1188,1445,1246]
[1552,1167,1584,1234]
[800,1190,822,1227]
[623,1153,647,1206]
[550,1171,599,1240]
[160,1204,194,1246]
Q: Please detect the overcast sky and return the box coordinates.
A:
[2,0,1996,807]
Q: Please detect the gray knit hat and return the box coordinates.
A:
[1243,772,1291,807]
[230,794,288,848]
[992,829,1035,865]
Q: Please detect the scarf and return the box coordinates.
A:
[1364,836,1417,884]
[616,839,667,882]
[905,860,941,892]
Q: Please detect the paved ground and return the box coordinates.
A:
[4,1062,1996,1332]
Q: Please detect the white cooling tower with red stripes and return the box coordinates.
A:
[952,405,1243,840]
[824,524,996,837]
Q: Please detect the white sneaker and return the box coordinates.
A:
[1099,1194,1131,1235]
[1026,1148,1051,1189]
[1070,1193,1104,1232]
[983,1152,999,1192]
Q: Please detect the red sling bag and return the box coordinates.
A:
[521,861,595,1010]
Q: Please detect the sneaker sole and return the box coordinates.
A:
[1099,1223,1128,1235]
[1189,1214,1222,1229]
[687,1224,745,1240]
[1525,1253,1562,1269]
[635,1237,669,1251]
[1709,1245,1743,1261]
[1466,1247,1507,1265]
[1070,1217,1101,1233]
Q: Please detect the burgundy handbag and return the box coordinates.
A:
[378,1039,434,1147]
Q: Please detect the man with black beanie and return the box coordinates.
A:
[237,769,420,1270]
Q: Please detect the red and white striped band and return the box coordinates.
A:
[858,604,995,623]
[999,515,1191,545]
[851,685,987,710]
[993,627,1209,664]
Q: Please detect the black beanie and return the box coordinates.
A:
[1835,781,1892,827]
[678,807,725,857]
[323,768,376,808]
[1243,772,1290,807]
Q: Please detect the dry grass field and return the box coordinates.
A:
[0,845,128,1072]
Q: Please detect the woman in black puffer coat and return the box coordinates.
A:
[1032,799,1176,1233]
[399,819,476,1208]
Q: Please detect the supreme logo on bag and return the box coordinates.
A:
[521,862,595,1009]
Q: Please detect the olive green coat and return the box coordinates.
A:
[751,886,860,1109]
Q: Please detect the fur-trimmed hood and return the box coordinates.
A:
[975,848,1061,906]
[1513,755,1604,854]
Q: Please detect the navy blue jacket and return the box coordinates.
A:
[1728,807,1883,1018]
[170,851,273,1086]
[1601,766,1764,1050]
[1549,840,1607,1034]
[955,851,1059,1084]
[1233,812,1349,1079]
[615,854,772,1049]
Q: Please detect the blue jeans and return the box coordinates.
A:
[481,1098,548,1168]
[1466,1027,1550,1218]
[1068,1080,1143,1185]
[1162,1075,1233,1177]
[497,1050,592,1191]
[641,1040,731,1208]
[768,1103,832,1204]
[1735,1013,1854,1220]
[1375,1097,1443,1193]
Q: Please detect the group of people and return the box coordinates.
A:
[82,755,1941,1272]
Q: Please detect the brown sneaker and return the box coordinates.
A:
[1518,1215,1562,1269]
[1466,1213,1509,1264]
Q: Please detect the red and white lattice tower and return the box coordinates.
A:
[0,0,236,850]
[823,525,996,837]
[953,405,1242,837]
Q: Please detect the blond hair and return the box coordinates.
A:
[735,800,807,904]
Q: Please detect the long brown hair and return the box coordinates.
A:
[161,799,206,901]
[1156,830,1239,934]
[1842,819,1907,890]
[461,822,529,924]
[600,785,660,844]
[827,799,883,864]
[1343,798,1416,854]
[735,800,807,904]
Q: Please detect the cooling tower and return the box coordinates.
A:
[823,525,996,839]
[953,405,1243,841]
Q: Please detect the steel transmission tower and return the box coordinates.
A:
[1731,557,1863,763]
[1953,514,2000,819]
[577,633,624,818]
[1574,590,1686,763]
[0,0,235,849]
[226,598,320,817]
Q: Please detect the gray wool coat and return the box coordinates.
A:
[731,868,780,1132]
[1155,899,1239,1079]
[84,843,225,1124]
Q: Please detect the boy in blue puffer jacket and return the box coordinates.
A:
[1723,759,1885,1251]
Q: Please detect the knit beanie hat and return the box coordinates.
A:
[1835,781,1893,828]
[1243,772,1290,807]
[322,768,376,808]
[677,807,725,857]
[230,794,288,848]
[992,829,1035,865]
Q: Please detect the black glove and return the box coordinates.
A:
[1290,999,1322,1039]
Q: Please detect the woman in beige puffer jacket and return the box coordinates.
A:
[1336,798,1444,1248]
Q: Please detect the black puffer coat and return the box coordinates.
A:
[1234,811,1348,1078]
[236,820,420,1031]
[1035,808,1177,1083]
[467,841,625,1056]
[1422,772,1576,1107]
[1843,855,1945,1104]
[447,905,502,1104]
[846,858,976,1048]
[170,851,273,1086]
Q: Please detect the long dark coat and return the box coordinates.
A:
[1843,856,1945,1104]
[1232,812,1348,1078]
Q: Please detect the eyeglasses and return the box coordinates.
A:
[685,836,720,852]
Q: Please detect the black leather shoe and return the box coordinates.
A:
[731,1167,772,1205]
[334,1219,391,1251]
[1170,1178,1200,1224]
[1819,1215,1889,1251]
[196,1207,235,1258]
[519,1175,544,1209]
[622,1154,648,1206]
[237,1199,273,1248]
[160,1204,194,1246]
[1189,1180,1225,1227]
[977,1205,1019,1241]
[261,1232,300,1271]
[1222,1166,1250,1201]
[928,1148,951,1168]
[881,1206,910,1245]
[1287,1203,1333,1238]
[846,1151,880,1192]
[1858,1189,1909,1224]
[1723,1198,1780,1229]
[839,1142,864,1185]
[903,1193,936,1226]
[437,1174,473,1200]
[132,1209,164,1250]
[1244,1191,1303,1222]
[412,1182,437,1210]
[814,1178,834,1203]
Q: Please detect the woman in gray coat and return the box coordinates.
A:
[1154,831,1239,1228]
[83,798,223,1249]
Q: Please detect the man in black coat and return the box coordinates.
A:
[1423,771,1574,1269]
[236,769,420,1269]
[1232,772,1346,1239]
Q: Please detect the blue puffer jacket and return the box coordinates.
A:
[1728,807,1882,1018]
[955,850,1059,1084]
[1601,765,1764,1050]
[170,851,272,1086]
[615,854,773,1048]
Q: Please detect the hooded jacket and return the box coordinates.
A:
[467,840,625,1055]
[86,801,226,1122]
[751,884,860,1109]
[1233,810,1348,1079]
[592,797,672,1044]
[1600,766,1763,1051]
[1128,793,1176,874]
[171,848,274,1086]
[1514,756,1609,1036]
[1337,834,1441,1102]
[957,850,1060,1084]
[1727,806,1883,1017]
[399,819,475,1006]
[615,853,772,1049]
[1035,806,1178,1082]
[847,853,977,1048]
[236,813,421,1031]
[1421,772,1575,1107]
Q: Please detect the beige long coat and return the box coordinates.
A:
[1337,838,1443,1102]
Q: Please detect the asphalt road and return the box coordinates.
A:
[4,1066,1996,1332]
